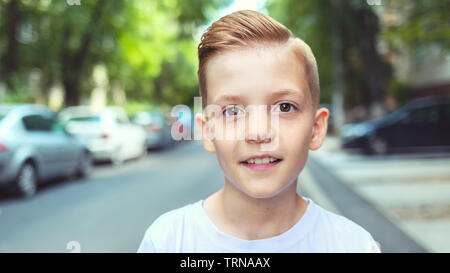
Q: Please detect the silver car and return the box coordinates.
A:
[0,104,92,198]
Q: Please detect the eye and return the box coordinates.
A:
[223,105,245,117]
[274,102,297,113]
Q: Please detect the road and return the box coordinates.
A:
[0,141,223,253]
[1,138,442,253]
[303,136,450,252]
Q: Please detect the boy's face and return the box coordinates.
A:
[196,44,329,199]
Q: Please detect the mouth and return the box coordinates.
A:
[239,155,283,170]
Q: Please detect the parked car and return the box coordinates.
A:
[0,104,92,198]
[59,106,147,165]
[341,95,450,155]
[131,110,174,150]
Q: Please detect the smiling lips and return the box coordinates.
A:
[239,155,282,170]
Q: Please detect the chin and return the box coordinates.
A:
[242,183,287,199]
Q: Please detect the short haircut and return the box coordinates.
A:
[197,10,320,109]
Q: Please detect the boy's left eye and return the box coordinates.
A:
[274,103,297,113]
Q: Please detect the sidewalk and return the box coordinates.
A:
[298,136,450,253]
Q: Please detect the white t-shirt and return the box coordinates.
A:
[137,198,381,253]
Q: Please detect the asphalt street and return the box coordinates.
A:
[0,139,431,253]
[304,136,450,252]
[0,141,223,252]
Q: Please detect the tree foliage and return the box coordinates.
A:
[267,0,450,116]
[0,0,231,109]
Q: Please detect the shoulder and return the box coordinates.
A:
[309,201,381,252]
[137,201,200,253]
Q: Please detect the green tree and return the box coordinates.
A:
[381,0,450,53]
[268,0,394,124]
[0,0,231,109]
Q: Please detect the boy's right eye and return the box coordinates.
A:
[223,105,245,117]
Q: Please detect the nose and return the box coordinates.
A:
[245,105,273,144]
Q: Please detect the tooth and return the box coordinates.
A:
[245,157,281,164]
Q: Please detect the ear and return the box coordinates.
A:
[309,108,329,151]
[195,112,216,154]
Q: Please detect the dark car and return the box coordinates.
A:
[341,95,450,155]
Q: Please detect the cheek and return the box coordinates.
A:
[283,119,313,172]
[209,117,245,141]
[278,118,313,149]
[213,140,238,169]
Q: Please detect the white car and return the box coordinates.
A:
[59,106,147,165]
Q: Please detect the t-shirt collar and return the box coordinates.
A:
[192,197,317,252]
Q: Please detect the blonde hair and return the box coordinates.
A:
[197,10,320,109]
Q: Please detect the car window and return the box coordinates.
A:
[441,104,450,122]
[408,106,439,124]
[426,105,440,123]
[115,116,128,124]
[22,115,53,131]
[134,112,164,125]
[134,113,151,124]
[51,120,67,133]
[67,116,100,123]
[409,108,426,124]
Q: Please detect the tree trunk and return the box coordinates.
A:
[62,76,80,107]
[3,0,20,87]
[60,0,107,107]
[331,0,346,134]
[355,8,386,119]
[60,24,79,106]
[154,64,167,104]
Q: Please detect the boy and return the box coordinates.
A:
[137,10,380,253]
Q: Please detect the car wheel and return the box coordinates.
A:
[140,142,148,159]
[111,147,124,166]
[13,162,37,198]
[77,151,93,178]
[369,136,389,155]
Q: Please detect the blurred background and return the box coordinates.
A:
[0,0,449,252]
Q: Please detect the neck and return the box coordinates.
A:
[216,177,307,240]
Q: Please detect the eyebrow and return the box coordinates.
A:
[213,94,245,105]
[267,89,304,101]
[213,89,304,105]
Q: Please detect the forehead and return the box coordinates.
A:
[205,44,310,105]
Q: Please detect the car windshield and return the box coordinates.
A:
[0,108,13,123]
[134,112,163,124]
